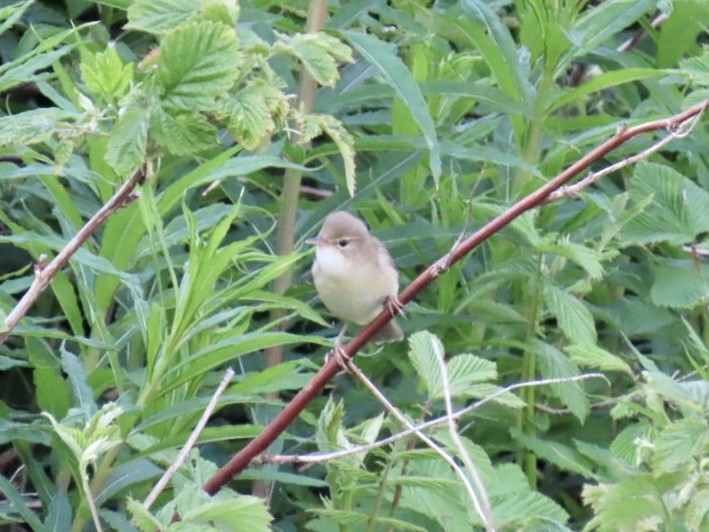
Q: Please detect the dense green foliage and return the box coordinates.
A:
[1,0,708,530]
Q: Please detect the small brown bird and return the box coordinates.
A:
[307,211,404,343]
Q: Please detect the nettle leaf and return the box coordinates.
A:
[650,262,709,309]
[535,341,589,423]
[565,344,633,375]
[622,161,709,245]
[126,0,199,34]
[680,46,709,86]
[151,105,217,155]
[80,44,133,102]
[295,112,356,196]
[105,108,148,177]
[540,237,604,279]
[652,418,709,474]
[219,82,284,150]
[543,282,597,345]
[275,32,352,87]
[157,20,239,110]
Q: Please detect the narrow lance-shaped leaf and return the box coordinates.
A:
[342,30,442,187]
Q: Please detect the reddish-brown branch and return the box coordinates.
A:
[203,100,708,495]
[0,169,145,345]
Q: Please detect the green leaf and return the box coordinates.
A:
[60,346,98,416]
[622,162,709,245]
[650,262,709,310]
[510,428,597,479]
[652,418,709,473]
[126,0,199,34]
[0,108,68,147]
[275,32,352,87]
[219,82,284,151]
[535,341,590,423]
[543,282,597,344]
[80,44,133,102]
[150,105,217,155]
[105,107,148,177]
[183,495,273,529]
[342,30,441,187]
[157,20,239,109]
[565,344,632,375]
[0,474,44,530]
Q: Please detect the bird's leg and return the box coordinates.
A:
[386,295,406,319]
[326,324,352,371]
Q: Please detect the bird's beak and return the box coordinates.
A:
[305,236,321,246]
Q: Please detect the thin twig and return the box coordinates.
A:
[430,337,494,531]
[547,110,703,201]
[347,360,494,531]
[0,169,145,344]
[256,373,608,466]
[202,102,708,495]
[143,368,234,510]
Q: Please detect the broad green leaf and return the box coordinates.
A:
[535,341,590,423]
[622,162,709,245]
[652,418,709,473]
[565,344,632,375]
[150,105,217,155]
[510,428,597,479]
[275,32,352,87]
[104,107,148,177]
[126,0,199,34]
[219,81,286,150]
[342,30,441,187]
[157,20,239,109]
[182,495,273,529]
[80,44,133,102]
[543,282,597,345]
[650,262,709,310]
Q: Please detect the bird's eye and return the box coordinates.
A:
[337,239,349,248]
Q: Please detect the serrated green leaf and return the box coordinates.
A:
[127,497,163,531]
[158,20,239,109]
[650,262,709,309]
[342,30,441,187]
[276,32,351,87]
[182,495,273,529]
[543,282,596,344]
[565,344,632,375]
[535,341,590,423]
[539,238,604,279]
[105,107,147,176]
[80,44,133,102]
[652,418,709,473]
[316,114,356,196]
[622,162,709,245]
[220,84,278,150]
[151,105,217,155]
[126,0,197,34]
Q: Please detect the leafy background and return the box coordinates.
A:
[1,0,708,530]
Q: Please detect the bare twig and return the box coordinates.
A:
[430,337,493,530]
[347,360,494,530]
[548,110,703,201]
[256,373,608,466]
[143,368,234,511]
[0,169,145,345]
[202,102,707,495]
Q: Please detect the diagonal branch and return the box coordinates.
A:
[202,100,709,495]
[0,169,145,345]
